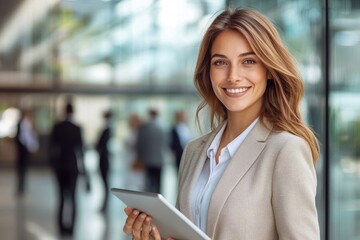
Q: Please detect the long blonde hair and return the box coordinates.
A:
[194,8,320,163]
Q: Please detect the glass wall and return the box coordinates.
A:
[329,0,360,239]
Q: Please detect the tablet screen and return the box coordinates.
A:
[111,188,211,240]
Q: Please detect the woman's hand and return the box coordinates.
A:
[123,207,162,240]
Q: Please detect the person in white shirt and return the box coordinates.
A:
[122,8,320,240]
[15,109,38,196]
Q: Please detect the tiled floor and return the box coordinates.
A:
[0,150,178,240]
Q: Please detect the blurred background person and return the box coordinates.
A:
[49,101,87,237]
[169,110,191,170]
[135,108,166,193]
[15,109,39,196]
[95,110,113,213]
[124,113,145,191]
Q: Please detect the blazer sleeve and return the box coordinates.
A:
[175,141,189,210]
[272,136,320,240]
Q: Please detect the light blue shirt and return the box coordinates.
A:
[175,123,191,148]
[19,118,38,153]
[191,118,258,232]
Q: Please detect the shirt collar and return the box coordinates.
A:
[206,123,227,159]
[207,118,259,159]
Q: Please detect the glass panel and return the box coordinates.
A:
[330,0,360,239]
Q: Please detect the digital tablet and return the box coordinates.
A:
[111,188,211,240]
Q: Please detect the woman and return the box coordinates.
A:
[123,7,320,240]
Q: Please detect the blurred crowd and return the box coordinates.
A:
[0,96,193,239]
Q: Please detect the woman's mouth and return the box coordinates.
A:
[225,87,249,94]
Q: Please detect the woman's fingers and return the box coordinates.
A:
[151,225,161,240]
[123,208,162,240]
[132,213,147,238]
[141,216,152,240]
[124,207,133,216]
[123,209,139,235]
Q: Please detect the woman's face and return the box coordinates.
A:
[210,30,268,117]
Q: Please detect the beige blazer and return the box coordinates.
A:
[176,120,320,240]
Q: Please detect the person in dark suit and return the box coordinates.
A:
[169,111,191,170]
[95,110,112,213]
[49,102,85,237]
[135,109,166,193]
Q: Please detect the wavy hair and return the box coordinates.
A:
[194,8,319,163]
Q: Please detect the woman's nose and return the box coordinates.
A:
[227,65,241,82]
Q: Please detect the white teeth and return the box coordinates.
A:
[226,88,248,93]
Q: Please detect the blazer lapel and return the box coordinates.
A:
[206,120,273,237]
[181,123,226,221]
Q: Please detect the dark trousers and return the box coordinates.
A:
[145,167,162,193]
[55,170,78,236]
[16,145,29,195]
[99,155,109,212]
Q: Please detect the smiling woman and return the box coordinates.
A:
[122,7,320,240]
[209,30,268,125]
[194,8,319,163]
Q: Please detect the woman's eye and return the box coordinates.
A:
[213,60,226,66]
[243,59,256,64]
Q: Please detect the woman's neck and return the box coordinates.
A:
[225,111,260,142]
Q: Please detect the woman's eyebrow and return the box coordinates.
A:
[238,51,255,57]
[211,51,256,59]
[211,53,226,59]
